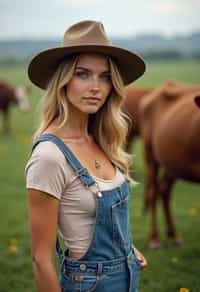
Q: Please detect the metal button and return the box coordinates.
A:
[80,263,87,271]
[97,192,102,198]
[74,275,83,282]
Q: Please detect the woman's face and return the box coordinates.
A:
[66,53,112,114]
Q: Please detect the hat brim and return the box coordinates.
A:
[28,45,146,89]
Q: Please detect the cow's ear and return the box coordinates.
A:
[163,84,180,100]
[163,89,180,100]
[194,95,200,108]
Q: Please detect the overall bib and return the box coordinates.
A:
[31,134,141,292]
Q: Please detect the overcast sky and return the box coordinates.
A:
[0,0,200,40]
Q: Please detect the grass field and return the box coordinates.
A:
[0,60,200,292]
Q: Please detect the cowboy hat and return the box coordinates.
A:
[28,20,146,89]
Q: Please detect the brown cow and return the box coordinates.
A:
[124,86,152,152]
[138,81,200,248]
[0,81,30,133]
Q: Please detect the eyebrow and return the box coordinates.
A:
[75,66,110,74]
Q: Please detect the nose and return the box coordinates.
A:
[90,76,100,93]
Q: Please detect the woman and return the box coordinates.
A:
[25,20,147,292]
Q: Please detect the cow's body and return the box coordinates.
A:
[124,86,152,152]
[138,81,200,247]
[0,82,17,109]
[0,81,30,133]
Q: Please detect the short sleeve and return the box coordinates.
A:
[25,142,68,199]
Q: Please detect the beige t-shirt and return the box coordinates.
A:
[25,141,125,252]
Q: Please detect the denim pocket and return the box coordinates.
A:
[80,274,99,292]
[112,196,130,246]
[61,271,99,292]
[60,273,79,291]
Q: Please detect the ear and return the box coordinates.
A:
[194,95,200,108]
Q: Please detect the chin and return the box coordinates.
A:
[81,106,101,114]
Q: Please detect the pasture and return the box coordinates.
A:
[0,60,200,292]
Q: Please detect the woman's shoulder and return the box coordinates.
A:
[32,140,65,162]
[25,140,69,198]
[25,140,68,177]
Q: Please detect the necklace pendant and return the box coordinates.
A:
[95,160,101,169]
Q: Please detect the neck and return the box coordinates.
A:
[52,105,91,141]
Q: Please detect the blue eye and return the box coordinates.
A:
[101,74,111,81]
[74,71,89,78]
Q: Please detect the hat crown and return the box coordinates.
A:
[63,20,112,47]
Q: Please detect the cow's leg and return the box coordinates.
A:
[159,172,181,245]
[143,143,160,248]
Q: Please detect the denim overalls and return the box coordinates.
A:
[31,133,141,292]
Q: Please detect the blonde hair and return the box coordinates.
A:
[33,54,134,184]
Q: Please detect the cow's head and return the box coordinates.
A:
[194,95,200,108]
[14,86,30,111]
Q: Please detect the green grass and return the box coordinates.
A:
[0,60,200,292]
[135,59,200,87]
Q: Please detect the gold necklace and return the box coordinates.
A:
[94,160,101,170]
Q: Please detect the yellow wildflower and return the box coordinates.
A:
[8,244,18,254]
[171,256,178,264]
[179,288,189,292]
[188,207,197,217]
[8,238,19,254]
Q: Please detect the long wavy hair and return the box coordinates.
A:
[33,54,134,184]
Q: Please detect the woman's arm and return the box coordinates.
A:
[28,189,61,292]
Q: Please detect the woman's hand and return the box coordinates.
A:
[132,245,148,270]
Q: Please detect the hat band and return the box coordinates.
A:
[62,40,112,47]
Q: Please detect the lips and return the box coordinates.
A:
[84,96,100,101]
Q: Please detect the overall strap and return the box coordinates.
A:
[31,133,96,261]
[31,133,96,187]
